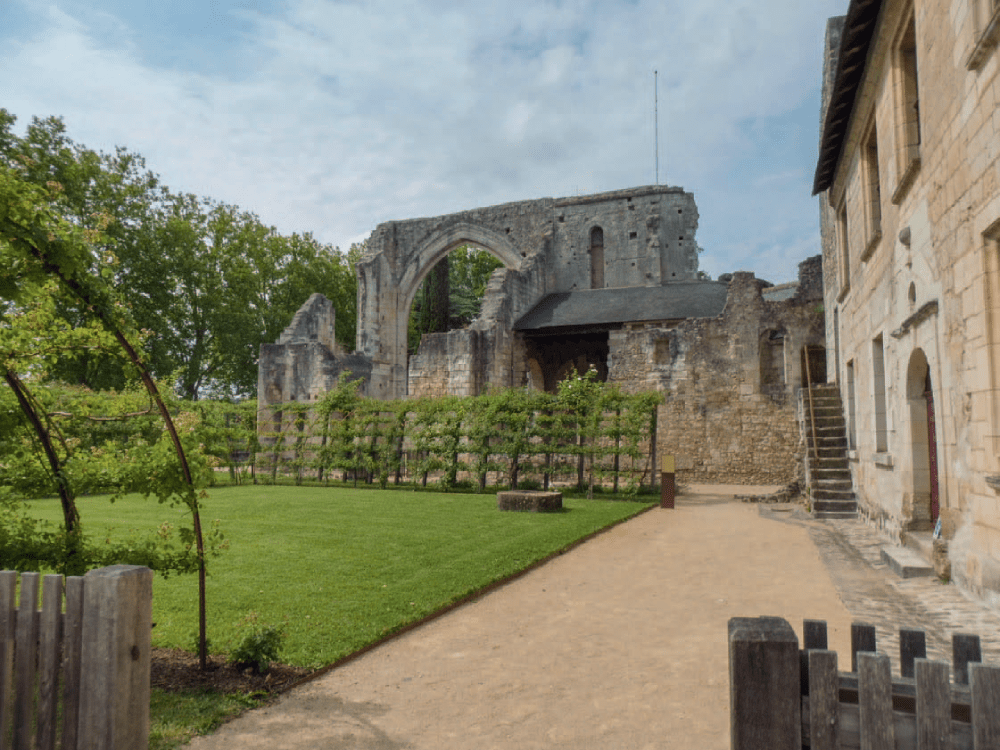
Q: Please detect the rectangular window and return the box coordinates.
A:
[847,360,857,451]
[861,119,882,260]
[968,0,1000,69]
[837,201,850,300]
[892,11,921,202]
[873,335,888,453]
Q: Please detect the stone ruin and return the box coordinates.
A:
[258,184,826,484]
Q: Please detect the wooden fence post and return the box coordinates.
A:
[0,570,15,746]
[729,616,800,750]
[970,663,1000,749]
[857,651,893,750]
[78,565,153,750]
[914,658,950,750]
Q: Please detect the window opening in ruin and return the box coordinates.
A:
[589,226,605,289]
[873,334,889,453]
[846,360,857,450]
[862,119,882,257]
[759,330,786,400]
[406,244,505,354]
[892,10,921,199]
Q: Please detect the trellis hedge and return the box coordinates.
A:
[0,373,662,501]
[256,372,663,497]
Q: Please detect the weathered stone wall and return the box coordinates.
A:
[609,261,825,484]
[260,190,824,489]
[817,0,1000,601]
[408,328,484,398]
[357,185,700,399]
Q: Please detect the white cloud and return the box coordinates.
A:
[1,0,847,282]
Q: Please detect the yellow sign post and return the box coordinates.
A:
[660,454,675,508]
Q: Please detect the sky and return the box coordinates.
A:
[1,0,846,283]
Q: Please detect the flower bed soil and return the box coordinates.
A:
[151,648,312,695]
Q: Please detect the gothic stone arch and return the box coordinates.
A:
[355,186,701,399]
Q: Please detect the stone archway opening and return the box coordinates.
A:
[906,348,939,529]
[406,243,507,355]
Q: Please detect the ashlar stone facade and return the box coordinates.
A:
[816,0,1000,601]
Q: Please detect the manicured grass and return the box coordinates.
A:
[149,689,267,750]
[30,485,653,667]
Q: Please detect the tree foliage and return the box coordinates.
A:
[0,149,220,666]
[408,245,505,353]
[0,110,357,399]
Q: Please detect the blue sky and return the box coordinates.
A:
[1,0,846,283]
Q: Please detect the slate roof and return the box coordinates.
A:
[813,0,883,195]
[513,282,729,331]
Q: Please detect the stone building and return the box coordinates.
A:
[815,0,1000,599]
[259,185,825,484]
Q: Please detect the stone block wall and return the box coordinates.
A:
[609,263,825,484]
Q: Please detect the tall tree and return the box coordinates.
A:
[0,157,214,667]
[0,110,358,399]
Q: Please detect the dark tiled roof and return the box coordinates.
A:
[513,282,729,331]
[813,0,884,195]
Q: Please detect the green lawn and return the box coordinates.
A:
[31,485,653,667]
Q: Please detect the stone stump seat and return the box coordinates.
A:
[497,490,563,512]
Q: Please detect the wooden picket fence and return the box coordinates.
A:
[0,565,152,750]
[729,615,1000,750]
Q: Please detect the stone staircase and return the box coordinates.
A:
[803,384,857,519]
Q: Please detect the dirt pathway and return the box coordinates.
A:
[189,486,854,749]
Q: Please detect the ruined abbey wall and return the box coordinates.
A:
[259,187,824,485]
[609,261,825,484]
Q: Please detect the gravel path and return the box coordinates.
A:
[188,485,855,749]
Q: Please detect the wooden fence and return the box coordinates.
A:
[0,565,152,750]
[729,615,1000,750]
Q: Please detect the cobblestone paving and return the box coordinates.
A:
[762,506,1000,676]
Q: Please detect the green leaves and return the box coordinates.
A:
[1,109,358,398]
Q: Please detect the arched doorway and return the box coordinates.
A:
[906,349,939,528]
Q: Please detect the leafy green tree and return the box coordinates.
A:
[408,245,504,353]
[0,110,358,399]
[0,159,216,667]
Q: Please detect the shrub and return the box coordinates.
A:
[228,612,285,674]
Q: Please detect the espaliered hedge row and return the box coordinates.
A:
[256,371,663,497]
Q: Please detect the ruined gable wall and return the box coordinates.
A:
[609,262,825,484]
[357,186,700,400]
[549,188,699,290]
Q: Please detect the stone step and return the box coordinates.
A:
[808,392,843,402]
[810,424,847,435]
[903,530,934,559]
[813,445,847,454]
[812,471,852,483]
[808,438,848,449]
[812,458,849,470]
[808,401,844,411]
[813,497,857,519]
[814,510,859,520]
[880,545,934,578]
[812,488,856,500]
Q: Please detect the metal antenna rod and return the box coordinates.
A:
[654,70,659,185]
